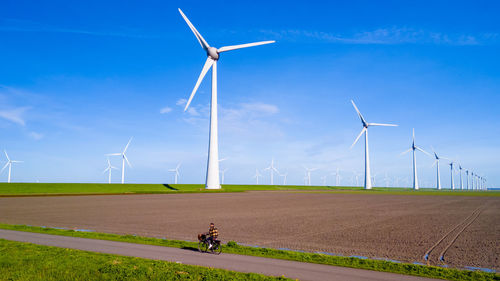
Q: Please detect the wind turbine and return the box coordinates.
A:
[1,150,22,183]
[264,158,279,185]
[169,163,181,184]
[279,172,288,185]
[458,165,464,190]
[430,148,448,190]
[106,137,132,184]
[401,129,430,190]
[303,166,317,186]
[253,168,262,184]
[350,100,397,190]
[465,170,469,190]
[449,161,456,190]
[103,157,118,184]
[321,175,327,186]
[178,9,275,189]
[332,168,342,186]
[220,168,228,185]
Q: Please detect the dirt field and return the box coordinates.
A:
[0,191,498,271]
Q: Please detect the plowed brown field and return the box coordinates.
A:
[0,191,498,271]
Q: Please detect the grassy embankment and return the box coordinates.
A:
[0,224,497,281]
[0,182,498,196]
[0,238,289,281]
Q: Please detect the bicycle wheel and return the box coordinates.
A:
[198,241,208,253]
[212,243,222,255]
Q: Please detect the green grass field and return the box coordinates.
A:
[1,224,497,281]
[0,238,289,281]
[0,182,498,196]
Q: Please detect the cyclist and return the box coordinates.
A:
[206,222,218,249]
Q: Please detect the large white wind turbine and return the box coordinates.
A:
[103,158,118,184]
[430,148,448,190]
[401,129,430,190]
[106,137,132,184]
[264,158,279,185]
[458,165,464,190]
[350,100,397,190]
[179,9,275,189]
[449,161,456,190]
[1,150,22,183]
[169,163,181,184]
[303,166,318,186]
[465,169,469,190]
[253,168,262,185]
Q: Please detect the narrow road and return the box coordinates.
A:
[0,229,438,281]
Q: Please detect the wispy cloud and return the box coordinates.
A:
[260,27,497,46]
[0,18,158,39]
[29,131,44,140]
[0,107,30,126]
[160,106,172,114]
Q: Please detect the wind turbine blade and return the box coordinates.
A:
[106,153,121,156]
[1,162,9,173]
[123,137,133,153]
[367,123,398,127]
[103,167,110,174]
[350,127,367,149]
[184,57,214,111]
[178,8,210,50]
[400,148,412,156]
[416,146,432,157]
[350,100,367,124]
[217,41,275,53]
[431,160,437,167]
[123,155,132,168]
[176,163,182,170]
[11,160,22,163]
[4,150,9,161]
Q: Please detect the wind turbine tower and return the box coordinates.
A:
[103,158,118,184]
[169,163,181,184]
[106,138,132,184]
[350,100,397,190]
[1,150,22,183]
[178,9,275,189]
[401,129,430,190]
[264,158,279,185]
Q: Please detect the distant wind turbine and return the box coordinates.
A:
[280,172,288,185]
[401,129,431,190]
[103,157,118,184]
[1,150,22,183]
[430,148,448,190]
[220,168,228,185]
[303,166,318,186]
[264,158,279,185]
[321,175,327,186]
[465,170,469,190]
[253,168,262,184]
[458,165,464,190]
[350,100,397,190]
[448,161,456,190]
[106,137,132,184]
[169,163,181,184]
[178,8,275,189]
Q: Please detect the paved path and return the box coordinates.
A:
[0,229,438,281]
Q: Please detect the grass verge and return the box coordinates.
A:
[0,223,497,281]
[0,238,289,280]
[0,182,498,197]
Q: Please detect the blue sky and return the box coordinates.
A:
[0,0,499,187]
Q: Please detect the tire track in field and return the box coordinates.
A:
[437,203,487,263]
[423,203,481,265]
[423,203,486,266]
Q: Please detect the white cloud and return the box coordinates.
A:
[176,98,187,106]
[260,27,494,46]
[0,107,30,126]
[187,107,200,116]
[160,106,172,114]
[29,131,44,140]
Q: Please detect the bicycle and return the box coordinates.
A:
[198,233,222,255]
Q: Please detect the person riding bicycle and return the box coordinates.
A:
[206,222,218,249]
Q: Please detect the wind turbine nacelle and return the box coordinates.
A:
[207,47,219,60]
